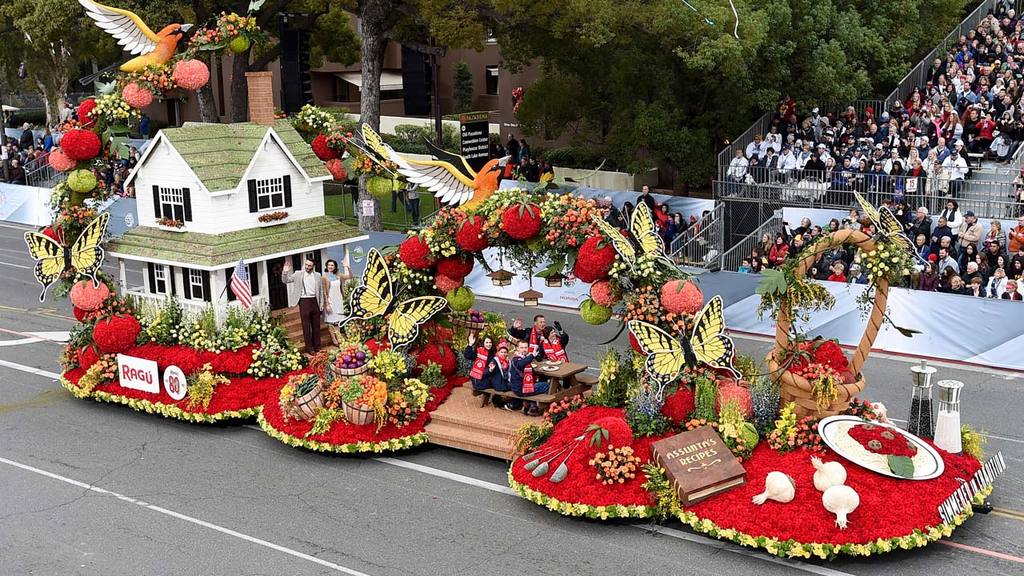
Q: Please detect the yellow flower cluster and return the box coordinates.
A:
[93,93,140,123]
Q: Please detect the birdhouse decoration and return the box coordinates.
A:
[489,269,513,287]
[519,289,543,307]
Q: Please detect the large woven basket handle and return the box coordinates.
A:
[772,229,889,377]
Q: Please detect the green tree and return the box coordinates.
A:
[453,61,474,113]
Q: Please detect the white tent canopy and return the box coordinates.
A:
[336,71,404,91]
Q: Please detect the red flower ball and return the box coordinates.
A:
[325,158,347,181]
[398,235,433,270]
[501,203,542,240]
[436,255,474,279]
[814,340,850,374]
[41,225,63,242]
[122,82,154,109]
[72,306,89,322]
[660,279,704,315]
[434,273,463,294]
[92,314,142,355]
[589,280,620,307]
[662,386,696,424]
[716,381,753,419]
[415,343,457,377]
[456,215,488,252]
[48,148,77,172]
[60,129,102,162]
[171,59,210,91]
[585,415,634,455]
[573,235,616,283]
[311,134,338,161]
[69,280,110,311]
[77,99,97,129]
[77,346,99,369]
[366,338,386,355]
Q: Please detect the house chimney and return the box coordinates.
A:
[245,71,275,126]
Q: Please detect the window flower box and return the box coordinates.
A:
[258,211,289,227]
[155,217,186,232]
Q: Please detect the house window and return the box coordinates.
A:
[188,269,205,300]
[485,66,499,96]
[256,177,285,210]
[158,187,185,221]
[153,264,168,294]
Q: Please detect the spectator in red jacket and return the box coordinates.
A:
[768,234,790,267]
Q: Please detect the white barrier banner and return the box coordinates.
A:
[464,249,590,309]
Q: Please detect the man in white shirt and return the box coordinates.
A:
[943,141,969,197]
[282,257,325,354]
[745,134,764,164]
[778,146,797,182]
[726,148,749,182]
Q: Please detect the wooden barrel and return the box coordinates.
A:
[343,401,375,426]
[291,380,324,421]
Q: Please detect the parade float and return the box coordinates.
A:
[31,1,1005,562]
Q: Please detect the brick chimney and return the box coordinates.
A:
[245,71,275,126]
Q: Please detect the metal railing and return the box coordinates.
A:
[324,181,440,231]
[719,209,783,271]
[671,202,724,270]
[25,159,65,188]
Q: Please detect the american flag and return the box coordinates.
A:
[230,259,253,309]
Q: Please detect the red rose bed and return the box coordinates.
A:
[257,376,463,454]
[62,343,287,423]
[509,409,990,559]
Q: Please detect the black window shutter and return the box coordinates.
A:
[152,185,161,218]
[201,271,211,302]
[248,180,258,213]
[182,187,192,221]
[283,175,292,208]
[249,263,260,295]
[169,266,176,296]
[182,269,192,300]
[146,263,156,293]
[225,269,236,301]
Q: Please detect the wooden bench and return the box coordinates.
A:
[473,380,594,412]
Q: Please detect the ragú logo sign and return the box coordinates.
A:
[116,354,160,394]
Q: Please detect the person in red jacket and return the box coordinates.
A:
[464,333,495,391]
[827,260,848,282]
[768,234,790,267]
[971,112,997,153]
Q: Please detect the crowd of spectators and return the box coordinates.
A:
[725,6,1024,214]
[740,200,1024,301]
[600,185,711,250]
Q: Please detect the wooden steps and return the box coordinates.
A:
[425,385,536,460]
[273,306,334,351]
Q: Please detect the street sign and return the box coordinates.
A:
[460,112,490,172]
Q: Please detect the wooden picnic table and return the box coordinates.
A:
[532,360,587,395]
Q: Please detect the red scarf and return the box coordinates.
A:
[469,347,490,380]
[516,354,536,394]
[494,354,510,376]
[528,327,541,355]
[542,339,567,362]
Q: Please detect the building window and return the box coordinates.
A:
[485,66,499,96]
[188,269,205,301]
[158,187,185,221]
[256,177,285,210]
[153,264,168,295]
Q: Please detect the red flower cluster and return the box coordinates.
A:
[456,216,488,252]
[434,274,463,293]
[398,235,433,269]
[848,423,918,457]
[660,279,704,315]
[122,83,154,109]
[311,134,338,161]
[77,99,97,129]
[541,393,587,426]
[171,59,210,91]
[48,149,77,172]
[325,158,347,181]
[716,381,753,419]
[92,314,142,354]
[60,129,102,162]
[661,386,696,424]
[589,280,620,307]
[789,339,849,376]
[77,345,99,369]
[436,255,474,279]
[501,203,542,240]
[573,236,616,283]
[414,343,457,377]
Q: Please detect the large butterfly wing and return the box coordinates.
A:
[631,202,665,257]
[387,296,448,349]
[591,215,636,267]
[877,206,915,255]
[69,212,109,286]
[23,232,66,302]
[689,295,740,377]
[852,191,881,228]
[348,249,394,320]
[627,320,686,386]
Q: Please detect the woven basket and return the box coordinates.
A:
[452,316,486,331]
[291,381,325,421]
[328,362,370,378]
[343,401,375,426]
[768,229,888,419]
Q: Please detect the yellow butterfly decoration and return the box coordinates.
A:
[853,191,915,256]
[591,201,669,271]
[24,212,110,302]
[628,295,739,385]
[346,248,448,350]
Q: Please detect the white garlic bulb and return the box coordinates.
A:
[751,471,796,505]
[811,456,847,492]
[822,484,860,529]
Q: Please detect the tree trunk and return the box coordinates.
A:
[354,0,397,232]
[195,54,219,123]
[230,51,250,123]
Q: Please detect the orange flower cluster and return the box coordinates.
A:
[590,445,640,485]
[124,66,177,95]
[541,194,601,252]
[622,285,661,324]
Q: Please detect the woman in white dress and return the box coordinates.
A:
[322,259,350,326]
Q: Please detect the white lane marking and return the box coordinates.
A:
[0,456,373,576]
[374,457,517,495]
[0,337,41,346]
[0,330,70,347]
[0,358,61,380]
[0,260,32,270]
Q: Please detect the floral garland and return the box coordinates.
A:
[257,412,429,454]
[61,375,262,423]
[507,472,653,520]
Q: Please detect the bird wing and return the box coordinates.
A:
[79,0,160,56]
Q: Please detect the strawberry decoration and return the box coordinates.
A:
[501,202,542,240]
[311,134,339,160]
[455,215,488,252]
[398,235,433,270]
[436,254,474,279]
[573,235,616,283]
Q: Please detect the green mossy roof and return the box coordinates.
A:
[159,120,329,192]
[106,216,361,268]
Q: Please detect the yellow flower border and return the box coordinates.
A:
[675,488,992,560]
[257,411,428,454]
[61,375,259,423]
[507,469,654,520]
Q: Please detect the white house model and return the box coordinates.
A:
[107,118,365,316]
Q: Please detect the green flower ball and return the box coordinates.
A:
[579,298,612,325]
[446,286,475,312]
[367,176,400,197]
[67,169,97,194]
[228,36,251,54]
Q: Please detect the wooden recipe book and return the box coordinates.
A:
[650,426,747,505]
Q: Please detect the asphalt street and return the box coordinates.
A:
[0,219,1022,576]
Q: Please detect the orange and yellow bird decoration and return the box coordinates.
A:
[361,124,507,210]
[79,0,192,73]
